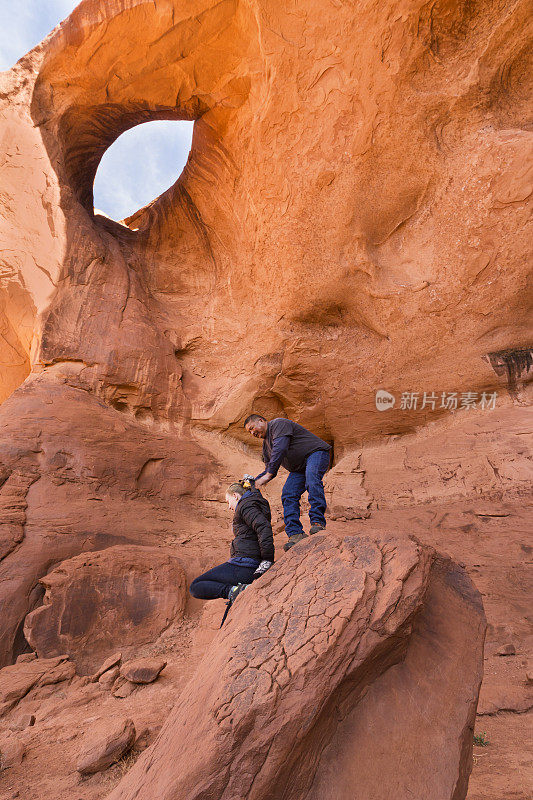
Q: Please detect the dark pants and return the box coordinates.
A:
[189,561,257,600]
[281,449,330,538]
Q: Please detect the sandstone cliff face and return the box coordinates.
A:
[1,0,531,435]
[0,1,531,799]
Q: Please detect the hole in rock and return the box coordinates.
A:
[93,120,194,224]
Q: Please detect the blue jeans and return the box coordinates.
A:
[189,559,258,600]
[281,449,330,537]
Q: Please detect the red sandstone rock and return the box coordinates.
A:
[0,470,40,561]
[107,534,485,800]
[0,735,25,770]
[477,683,533,716]
[496,643,516,656]
[76,718,136,775]
[111,677,136,699]
[98,666,120,689]
[0,655,73,717]
[0,0,531,452]
[15,653,37,664]
[23,546,187,674]
[91,652,122,683]
[9,712,35,732]
[120,658,167,685]
[0,0,530,797]
[0,378,217,670]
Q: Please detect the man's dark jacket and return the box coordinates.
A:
[230,488,274,562]
[260,418,332,476]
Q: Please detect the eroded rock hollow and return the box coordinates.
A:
[0,0,531,798]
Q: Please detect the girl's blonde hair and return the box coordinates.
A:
[226,482,246,497]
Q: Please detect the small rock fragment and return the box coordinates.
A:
[91,652,122,683]
[9,713,35,731]
[99,666,120,688]
[112,677,136,698]
[120,658,167,685]
[496,643,516,656]
[76,718,136,775]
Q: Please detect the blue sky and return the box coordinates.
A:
[0,1,194,220]
[93,122,194,221]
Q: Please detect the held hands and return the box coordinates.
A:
[252,560,273,580]
[255,472,274,488]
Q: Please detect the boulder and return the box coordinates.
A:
[120,658,167,685]
[24,547,187,674]
[106,533,486,800]
[15,653,37,664]
[477,679,533,716]
[76,718,136,775]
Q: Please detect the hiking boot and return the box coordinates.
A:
[227,583,248,603]
[220,584,249,628]
[309,523,326,535]
[283,532,309,552]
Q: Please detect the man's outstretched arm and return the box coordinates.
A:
[255,434,291,486]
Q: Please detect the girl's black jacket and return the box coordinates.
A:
[230,488,274,562]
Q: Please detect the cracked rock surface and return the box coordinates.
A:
[106,533,485,800]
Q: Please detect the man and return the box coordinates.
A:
[244,414,332,551]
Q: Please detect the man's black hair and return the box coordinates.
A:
[244,413,266,427]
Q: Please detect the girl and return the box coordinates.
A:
[189,479,274,604]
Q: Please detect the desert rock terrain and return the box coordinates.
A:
[0,1,531,798]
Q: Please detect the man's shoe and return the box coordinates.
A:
[227,583,248,603]
[309,524,326,535]
[283,532,309,551]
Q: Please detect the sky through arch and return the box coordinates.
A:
[93,121,194,221]
[1,1,195,222]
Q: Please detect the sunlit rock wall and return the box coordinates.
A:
[0,0,530,440]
